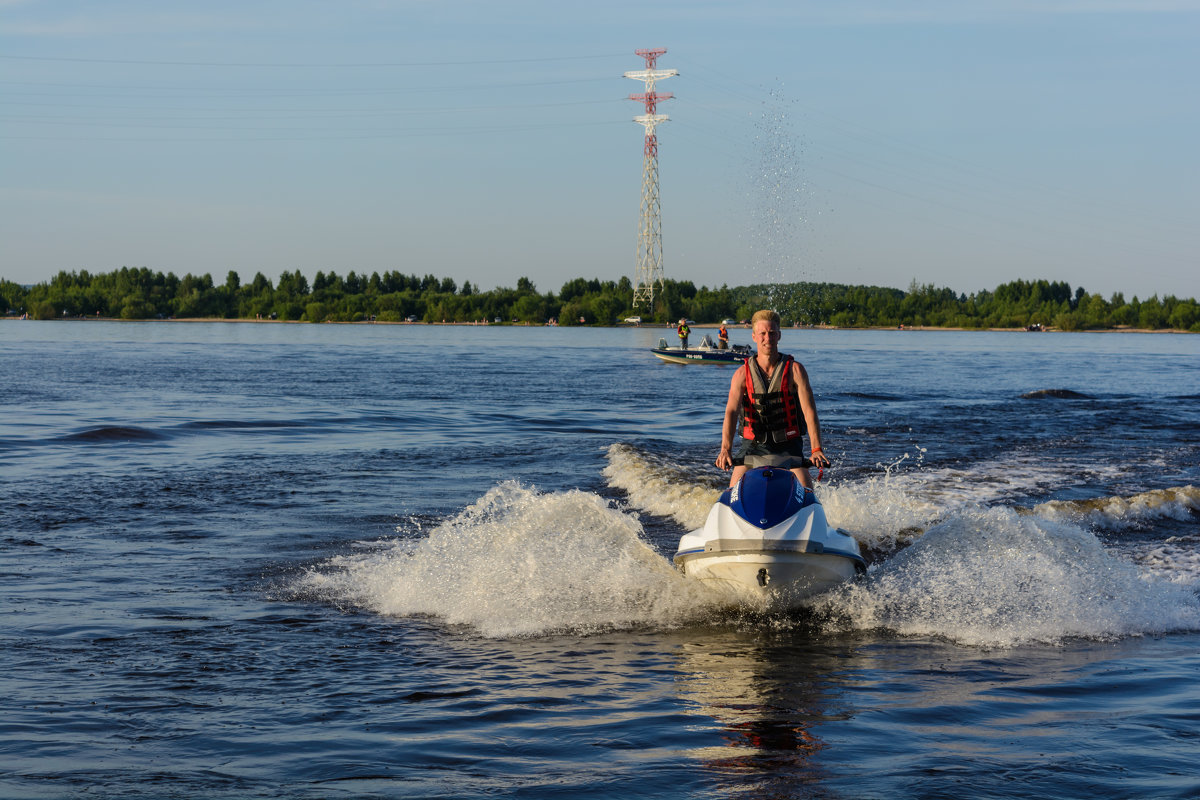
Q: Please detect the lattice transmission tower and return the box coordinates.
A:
[625,48,677,310]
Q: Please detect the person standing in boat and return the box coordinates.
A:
[676,318,691,349]
[717,323,729,350]
[714,309,829,489]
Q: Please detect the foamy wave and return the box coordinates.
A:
[818,477,940,554]
[889,453,1126,509]
[603,443,723,529]
[1032,485,1200,530]
[303,453,1200,645]
[1123,534,1200,587]
[297,481,716,637]
[814,506,1200,647]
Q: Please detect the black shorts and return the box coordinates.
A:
[733,439,813,470]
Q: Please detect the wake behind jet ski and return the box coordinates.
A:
[674,466,865,609]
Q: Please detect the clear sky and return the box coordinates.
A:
[2,0,1197,300]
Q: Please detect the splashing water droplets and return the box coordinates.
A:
[745,88,816,312]
[298,481,716,637]
[815,507,1200,647]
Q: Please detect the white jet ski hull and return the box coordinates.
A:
[673,466,865,609]
[675,550,860,607]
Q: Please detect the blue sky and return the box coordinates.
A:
[2,0,1196,300]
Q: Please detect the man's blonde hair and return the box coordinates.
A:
[751,309,780,327]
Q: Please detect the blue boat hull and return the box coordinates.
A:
[651,346,748,365]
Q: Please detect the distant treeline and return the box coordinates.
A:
[3,268,1198,332]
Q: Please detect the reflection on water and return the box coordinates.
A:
[674,629,867,796]
[673,631,1200,800]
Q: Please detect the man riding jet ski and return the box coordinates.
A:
[713,310,829,490]
[677,309,863,606]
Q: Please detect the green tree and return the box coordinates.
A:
[512,293,546,323]
[30,300,56,319]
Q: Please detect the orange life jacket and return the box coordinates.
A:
[741,355,804,443]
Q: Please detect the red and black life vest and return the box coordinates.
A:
[741,355,805,443]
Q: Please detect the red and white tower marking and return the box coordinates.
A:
[625,48,677,310]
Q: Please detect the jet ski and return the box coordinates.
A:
[673,466,865,608]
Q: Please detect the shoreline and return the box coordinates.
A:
[2,317,1193,334]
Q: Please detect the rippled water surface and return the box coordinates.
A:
[2,321,1199,799]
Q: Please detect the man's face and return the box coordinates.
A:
[752,320,781,353]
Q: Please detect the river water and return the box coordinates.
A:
[3,321,1198,799]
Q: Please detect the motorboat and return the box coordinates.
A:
[651,334,751,365]
[674,466,865,608]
